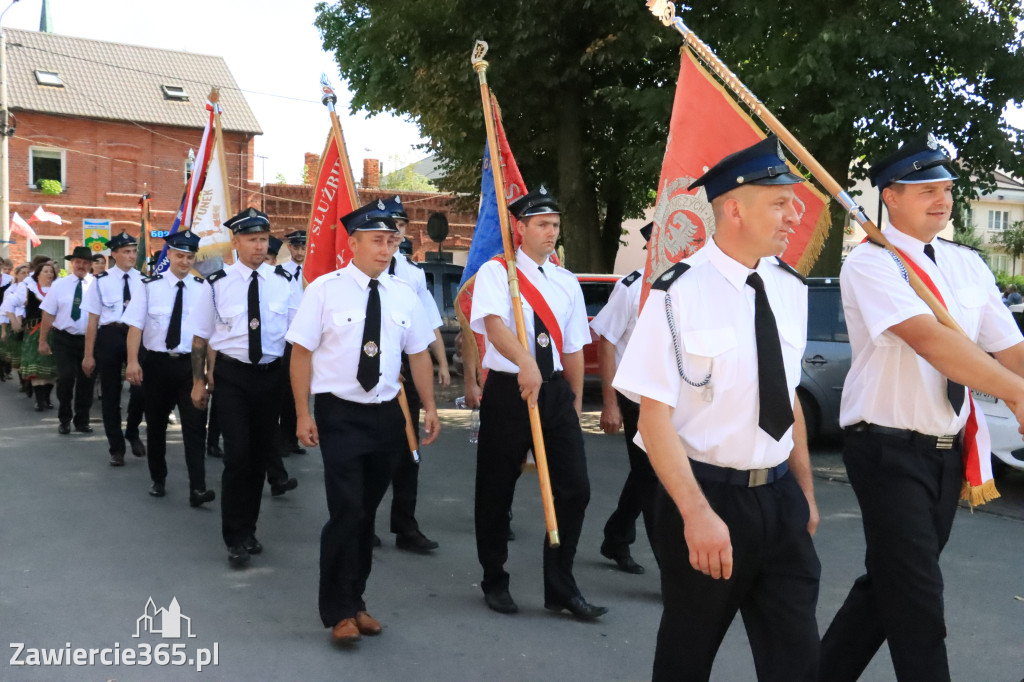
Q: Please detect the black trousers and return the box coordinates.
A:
[95,325,145,455]
[264,344,291,486]
[389,362,421,535]
[214,355,281,546]
[315,393,403,626]
[278,343,298,449]
[652,475,820,682]
[474,371,591,603]
[51,329,94,428]
[142,353,207,491]
[207,393,220,448]
[602,391,658,561]
[820,429,963,682]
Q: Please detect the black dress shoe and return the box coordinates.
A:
[242,536,263,555]
[34,402,44,412]
[600,544,645,574]
[149,482,166,497]
[206,444,223,458]
[396,530,439,553]
[545,595,608,620]
[58,422,71,435]
[291,445,307,455]
[227,545,250,568]
[110,452,126,467]
[484,590,518,614]
[189,489,215,507]
[129,438,147,458]
[74,424,93,434]
[270,477,298,496]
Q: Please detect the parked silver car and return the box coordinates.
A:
[798,278,849,442]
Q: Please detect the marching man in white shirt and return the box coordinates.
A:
[614,136,820,681]
[288,199,440,644]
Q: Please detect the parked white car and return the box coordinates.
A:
[973,389,1024,477]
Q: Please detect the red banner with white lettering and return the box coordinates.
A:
[304,131,357,285]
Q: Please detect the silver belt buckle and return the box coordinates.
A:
[748,468,769,487]
[936,434,955,449]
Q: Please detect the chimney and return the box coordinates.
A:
[303,153,320,184]
[362,158,381,189]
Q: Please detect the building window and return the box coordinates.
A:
[988,210,1011,231]
[34,70,63,87]
[161,84,188,101]
[962,206,974,229]
[990,253,1010,274]
[28,236,68,263]
[29,147,65,190]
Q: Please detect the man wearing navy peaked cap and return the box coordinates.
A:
[614,135,819,681]
[821,133,1024,682]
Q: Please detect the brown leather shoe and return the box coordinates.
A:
[331,618,361,643]
[354,611,382,635]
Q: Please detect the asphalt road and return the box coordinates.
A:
[1,384,1022,681]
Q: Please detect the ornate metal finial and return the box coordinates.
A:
[471,40,489,72]
[646,0,677,26]
[320,74,338,108]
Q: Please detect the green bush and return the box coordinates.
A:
[994,273,1024,292]
[38,179,62,195]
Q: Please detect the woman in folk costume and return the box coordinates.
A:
[0,263,29,382]
[18,261,58,411]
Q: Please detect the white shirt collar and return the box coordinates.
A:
[884,225,936,255]
[704,236,757,293]
[345,262,391,291]
[516,246,551,276]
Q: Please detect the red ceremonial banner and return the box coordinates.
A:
[304,131,357,285]
[640,47,831,308]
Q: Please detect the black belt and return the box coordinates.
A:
[148,350,189,360]
[53,328,82,337]
[845,422,960,450]
[101,322,129,331]
[689,458,789,487]
[492,369,564,382]
[216,352,281,372]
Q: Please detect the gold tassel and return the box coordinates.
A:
[796,206,831,276]
[960,478,1001,509]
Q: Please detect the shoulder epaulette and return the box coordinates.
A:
[275,265,292,281]
[206,269,226,283]
[865,238,885,248]
[621,270,642,288]
[937,236,981,253]
[774,257,806,284]
[94,271,109,279]
[141,274,162,284]
[652,262,690,291]
[193,275,204,283]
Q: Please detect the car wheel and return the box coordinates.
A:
[798,389,821,444]
[991,455,1013,479]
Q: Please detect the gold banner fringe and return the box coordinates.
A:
[796,205,831,276]
[961,478,1000,508]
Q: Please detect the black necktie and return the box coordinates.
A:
[122,273,131,308]
[924,244,965,414]
[747,272,794,441]
[248,270,262,364]
[295,265,301,284]
[534,312,554,381]
[165,281,184,350]
[71,278,83,321]
[357,279,381,391]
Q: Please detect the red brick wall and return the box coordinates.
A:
[7,110,256,265]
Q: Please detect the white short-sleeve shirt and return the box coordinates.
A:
[839,226,1022,435]
[470,247,590,373]
[81,266,144,325]
[191,261,300,363]
[589,269,643,367]
[390,255,443,330]
[40,273,94,335]
[122,272,207,355]
[286,263,435,403]
[613,238,808,470]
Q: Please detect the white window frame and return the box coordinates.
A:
[28,146,66,190]
[26,235,68,262]
[988,209,1010,231]
[34,70,63,87]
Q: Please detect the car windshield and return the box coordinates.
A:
[808,286,848,343]
[580,281,615,318]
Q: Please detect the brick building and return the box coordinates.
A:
[2,28,262,265]
[261,155,476,265]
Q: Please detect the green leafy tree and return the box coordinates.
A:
[379,155,436,191]
[996,220,1024,275]
[274,172,287,184]
[315,0,1024,272]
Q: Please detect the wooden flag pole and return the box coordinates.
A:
[318,75,420,461]
[647,1,964,336]
[471,40,560,547]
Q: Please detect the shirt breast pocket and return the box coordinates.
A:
[778,323,805,386]
[217,304,244,331]
[955,285,988,335]
[679,327,737,397]
[332,309,365,332]
[148,305,172,320]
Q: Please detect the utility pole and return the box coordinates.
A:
[0,1,20,259]
[256,154,267,211]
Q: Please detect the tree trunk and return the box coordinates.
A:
[556,86,603,272]
[808,136,856,278]
[599,180,625,272]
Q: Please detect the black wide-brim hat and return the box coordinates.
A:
[65,246,94,261]
[225,207,271,235]
[869,132,958,190]
[688,134,804,202]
